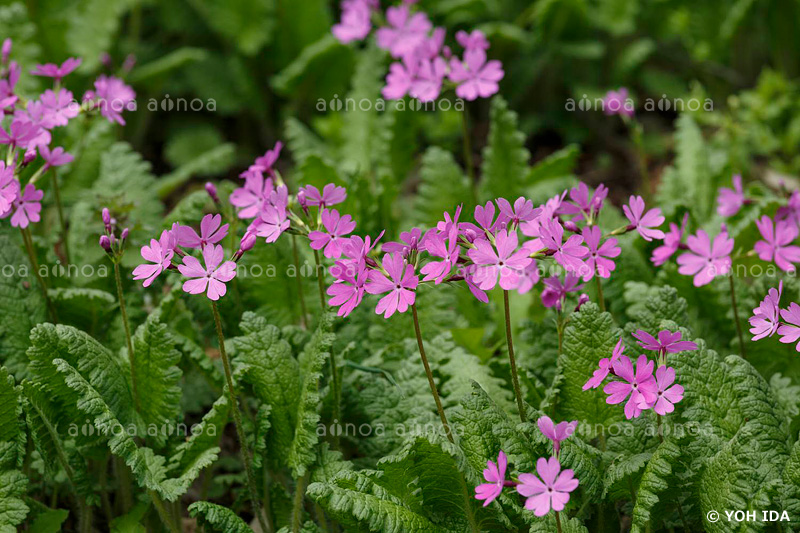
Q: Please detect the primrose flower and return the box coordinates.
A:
[342,232,383,269]
[474,451,508,507]
[251,202,289,243]
[516,457,579,517]
[383,227,424,256]
[467,230,531,291]
[473,201,504,234]
[39,145,74,169]
[717,174,747,217]
[132,230,175,287]
[749,282,783,340]
[382,57,418,100]
[448,48,504,101]
[91,75,136,125]
[309,208,356,259]
[778,303,800,352]
[0,162,19,214]
[300,183,346,208]
[178,244,237,301]
[623,195,664,241]
[754,215,800,272]
[651,213,688,266]
[676,229,733,287]
[582,226,620,281]
[251,141,283,175]
[40,89,79,128]
[583,337,625,390]
[375,4,432,59]
[538,219,588,276]
[557,182,607,221]
[174,213,229,250]
[31,57,81,81]
[0,118,38,148]
[603,354,657,419]
[540,274,583,310]
[408,57,448,102]
[633,329,698,355]
[5,183,42,228]
[456,29,489,51]
[332,0,373,44]
[497,196,538,227]
[603,88,634,117]
[366,252,418,318]
[777,190,800,227]
[514,261,541,295]
[644,366,684,415]
[537,416,578,456]
[230,174,274,219]
[420,229,458,284]
[328,261,368,317]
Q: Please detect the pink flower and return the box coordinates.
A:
[537,416,578,456]
[300,183,346,208]
[651,213,688,266]
[91,75,136,125]
[332,0,372,44]
[40,89,79,128]
[603,88,633,117]
[583,337,625,390]
[540,274,584,310]
[342,232,383,269]
[557,182,607,221]
[778,302,800,351]
[473,200,504,234]
[309,208,356,259]
[375,5,432,59]
[514,261,541,295]
[366,252,418,318]
[178,244,237,301]
[474,450,508,507]
[754,215,800,272]
[777,191,800,227]
[230,173,274,219]
[132,230,175,287]
[581,226,620,281]
[497,196,538,227]
[623,195,664,241]
[448,48,504,101]
[633,329,698,355]
[6,183,42,228]
[174,214,228,249]
[717,174,746,217]
[456,30,489,51]
[382,58,418,100]
[327,261,369,317]
[467,230,531,291]
[0,162,19,215]
[409,57,447,102]
[39,145,74,169]
[749,282,783,341]
[603,355,657,419]
[0,118,39,148]
[420,229,459,284]
[645,366,683,415]
[31,57,81,81]
[250,202,289,243]
[676,229,733,287]
[516,457,579,517]
[383,227,423,256]
[539,219,588,276]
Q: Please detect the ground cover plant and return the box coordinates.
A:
[1,0,800,532]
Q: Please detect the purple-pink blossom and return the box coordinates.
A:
[178,244,237,301]
[40,89,79,128]
[300,183,346,208]
[623,195,664,241]
[536,416,577,456]
[456,30,489,51]
[375,5,432,59]
[717,174,746,217]
[383,227,424,256]
[474,451,507,507]
[5,183,42,228]
[603,354,657,419]
[603,88,634,117]
[230,174,273,219]
[467,230,531,291]
[646,366,683,415]
[328,261,368,317]
[557,182,607,222]
[132,230,175,287]
[448,48,504,101]
[0,118,39,148]
[90,75,136,125]
[540,274,584,310]
[39,145,74,169]
[538,219,588,276]
[365,252,418,318]
[0,162,19,215]
[497,196,538,227]
[31,57,81,81]
[749,282,783,341]
[778,302,800,351]
[420,229,459,284]
[754,215,800,272]
[651,213,688,266]
[583,337,625,390]
[332,0,373,44]
[174,214,229,249]
[582,226,620,281]
[309,209,356,259]
[633,329,698,356]
[676,229,733,287]
[516,457,579,517]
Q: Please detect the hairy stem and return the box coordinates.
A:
[21,227,57,322]
[503,290,526,422]
[657,413,663,442]
[630,120,652,200]
[114,262,139,412]
[313,249,340,446]
[147,490,180,533]
[211,301,270,533]
[411,303,453,442]
[313,249,327,308]
[292,474,308,533]
[291,236,308,328]
[461,109,477,204]
[728,275,746,359]
[595,275,606,312]
[50,172,70,264]
[555,511,563,533]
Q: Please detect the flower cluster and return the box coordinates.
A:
[333,1,503,102]
[583,331,695,419]
[0,39,134,230]
[474,417,579,517]
[748,281,800,352]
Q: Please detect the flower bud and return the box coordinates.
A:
[574,293,590,311]
[122,54,136,72]
[99,235,112,252]
[297,189,307,208]
[22,148,36,166]
[205,181,219,203]
[120,228,129,241]
[1,39,11,65]
[563,220,579,233]
[101,207,111,227]
[240,231,257,253]
[100,52,112,70]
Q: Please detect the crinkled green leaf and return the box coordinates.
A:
[188,501,253,533]
[479,96,530,201]
[412,147,471,228]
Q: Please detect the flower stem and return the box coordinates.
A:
[595,275,606,312]
[148,490,180,533]
[114,262,139,412]
[461,108,477,204]
[313,249,327,308]
[312,249,340,446]
[292,474,308,533]
[630,119,652,200]
[503,290,526,423]
[555,511,563,533]
[20,227,57,322]
[291,236,308,328]
[728,275,746,359]
[411,303,453,442]
[50,172,70,264]
[657,413,663,443]
[211,301,269,533]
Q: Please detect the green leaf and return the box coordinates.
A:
[28,508,69,533]
[412,147,471,228]
[479,96,530,201]
[188,501,253,533]
[0,469,28,533]
[630,437,691,532]
[47,288,116,333]
[65,0,132,71]
[157,144,236,199]
[128,47,208,84]
[109,502,149,533]
[525,145,580,185]
[0,367,27,533]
